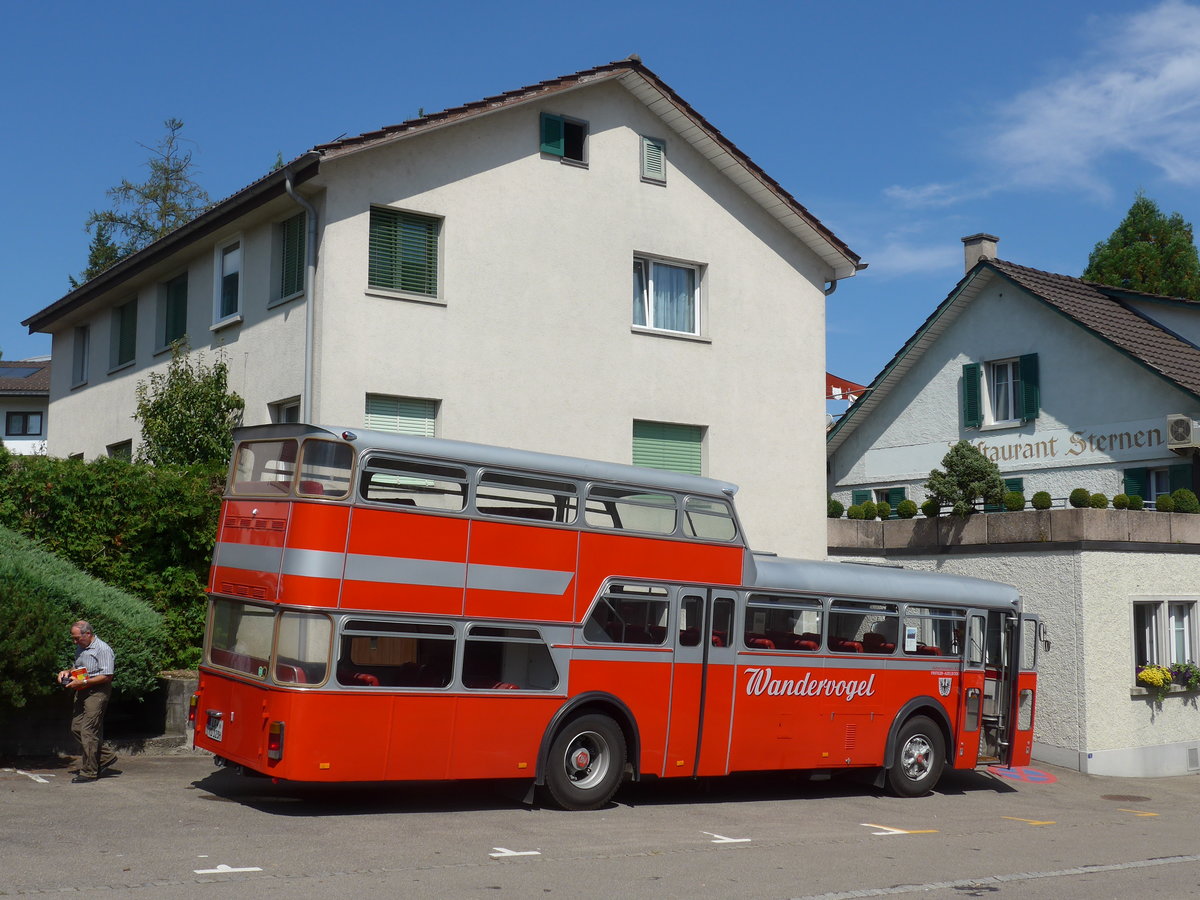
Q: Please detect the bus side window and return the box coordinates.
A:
[743,594,822,651]
[584,486,677,534]
[711,597,734,648]
[583,584,669,645]
[967,616,986,667]
[679,595,703,646]
[476,471,578,524]
[359,456,468,511]
[337,621,455,688]
[462,625,559,691]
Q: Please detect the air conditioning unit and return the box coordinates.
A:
[1166,414,1200,449]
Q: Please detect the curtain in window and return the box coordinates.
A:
[652,263,695,332]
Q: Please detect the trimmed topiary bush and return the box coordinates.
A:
[1089,493,1108,509]
[1128,494,1145,511]
[921,498,940,518]
[876,501,891,520]
[1113,493,1129,509]
[860,501,878,521]
[1031,491,1053,510]
[1068,488,1091,508]
[1172,488,1200,514]
[847,504,865,520]
[1156,494,1176,512]
[828,496,844,519]
[1003,491,1025,511]
[896,499,918,519]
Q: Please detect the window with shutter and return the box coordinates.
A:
[110,299,137,369]
[365,394,438,436]
[160,273,188,347]
[1123,468,1148,501]
[280,212,306,299]
[1018,354,1040,422]
[641,136,666,183]
[540,113,587,163]
[368,208,440,297]
[851,490,871,507]
[633,421,703,476]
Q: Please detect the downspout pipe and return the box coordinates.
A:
[284,170,319,424]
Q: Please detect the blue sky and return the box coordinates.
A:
[5,0,1200,397]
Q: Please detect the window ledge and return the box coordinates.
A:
[631,326,711,345]
[979,420,1024,432]
[268,290,305,310]
[365,288,446,307]
[106,360,135,376]
[1130,684,1198,698]
[211,314,243,333]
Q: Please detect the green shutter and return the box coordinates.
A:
[851,490,871,506]
[280,212,306,298]
[886,487,907,508]
[163,274,188,344]
[641,137,666,181]
[1019,353,1040,422]
[365,395,437,436]
[962,363,982,428]
[985,478,1024,512]
[540,113,565,156]
[633,421,702,475]
[115,300,136,366]
[368,208,439,296]
[1169,463,1192,493]
[1123,467,1148,500]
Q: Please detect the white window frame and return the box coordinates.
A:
[984,358,1022,426]
[212,235,244,328]
[1147,468,1172,507]
[271,398,301,424]
[632,256,702,336]
[1133,596,1198,680]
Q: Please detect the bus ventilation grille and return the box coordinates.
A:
[844,724,857,750]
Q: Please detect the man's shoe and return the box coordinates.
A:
[99,755,118,774]
[71,775,97,784]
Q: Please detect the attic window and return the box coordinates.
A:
[540,113,587,164]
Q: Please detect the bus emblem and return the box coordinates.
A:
[938,677,952,697]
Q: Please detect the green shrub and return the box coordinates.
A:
[1172,488,1200,514]
[921,499,940,518]
[0,525,164,712]
[1128,494,1145,511]
[1156,494,1176,512]
[924,440,1004,517]
[1003,491,1025,511]
[1112,493,1129,509]
[1031,491,1053,510]
[1068,488,1091,508]
[876,501,891,520]
[1089,493,1108,509]
[827,496,844,519]
[860,501,878,521]
[896,499,919,519]
[847,504,865,520]
[0,581,63,710]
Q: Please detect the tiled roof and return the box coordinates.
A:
[989,259,1200,398]
[0,359,50,395]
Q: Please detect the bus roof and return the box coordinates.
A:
[233,424,741,499]
[748,554,1021,610]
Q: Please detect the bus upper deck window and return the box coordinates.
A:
[298,440,354,498]
[231,439,297,496]
[682,496,737,541]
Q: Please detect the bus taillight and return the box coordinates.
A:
[267,721,285,760]
[188,693,199,726]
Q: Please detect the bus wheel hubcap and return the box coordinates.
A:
[901,735,932,779]
[565,732,607,787]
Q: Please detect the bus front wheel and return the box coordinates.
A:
[543,714,626,811]
[887,716,944,797]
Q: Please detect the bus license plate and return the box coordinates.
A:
[205,713,223,742]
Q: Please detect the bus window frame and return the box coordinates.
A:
[742,593,823,652]
[473,468,580,526]
[357,453,470,513]
[296,438,355,500]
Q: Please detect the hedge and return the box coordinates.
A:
[0,525,164,712]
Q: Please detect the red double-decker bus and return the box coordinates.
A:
[191,424,1041,809]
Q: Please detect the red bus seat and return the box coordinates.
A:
[916,645,942,656]
[794,639,819,651]
[746,636,775,650]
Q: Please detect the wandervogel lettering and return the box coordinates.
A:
[744,667,876,701]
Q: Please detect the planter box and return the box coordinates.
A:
[1053,508,1129,542]
[1128,511,1172,543]
[884,517,939,551]
[986,509,1052,544]
[938,513,988,545]
[1170,513,1200,544]
[828,518,883,550]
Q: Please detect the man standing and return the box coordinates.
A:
[59,621,118,783]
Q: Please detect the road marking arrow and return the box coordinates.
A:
[489,848,541,858]
[862,823,939,835]
[1001,816,1056,826]
[702,832,751,844]
[193,864,263,875]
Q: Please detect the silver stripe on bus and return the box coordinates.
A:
[215,543,573,596]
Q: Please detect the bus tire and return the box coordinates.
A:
[543,714,626,811]
[887,716,944,797]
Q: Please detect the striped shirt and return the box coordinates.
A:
[75,635,116,677]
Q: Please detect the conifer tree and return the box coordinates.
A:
[68,221,122,288]
[1083,192,1200,300]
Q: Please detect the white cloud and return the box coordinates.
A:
[890,1,1200,206]
[857,240,960,279]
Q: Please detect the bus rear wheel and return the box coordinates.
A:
[543,714,626,811]
[887,716,944,797]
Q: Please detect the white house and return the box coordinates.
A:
[23,58,862,559]
[827,235,1200,777]
[0,358,50,454]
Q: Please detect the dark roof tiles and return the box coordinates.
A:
[0,360,50,395]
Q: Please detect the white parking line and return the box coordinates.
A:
[193,863,264,875]
[702,832,751,844]
[1,768,55,784]
[489,848,541,858]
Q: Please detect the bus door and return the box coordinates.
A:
[1008,614,1041,767]
[956,612,987,769]
[665,590,738,778]
[978,610,1017,766]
